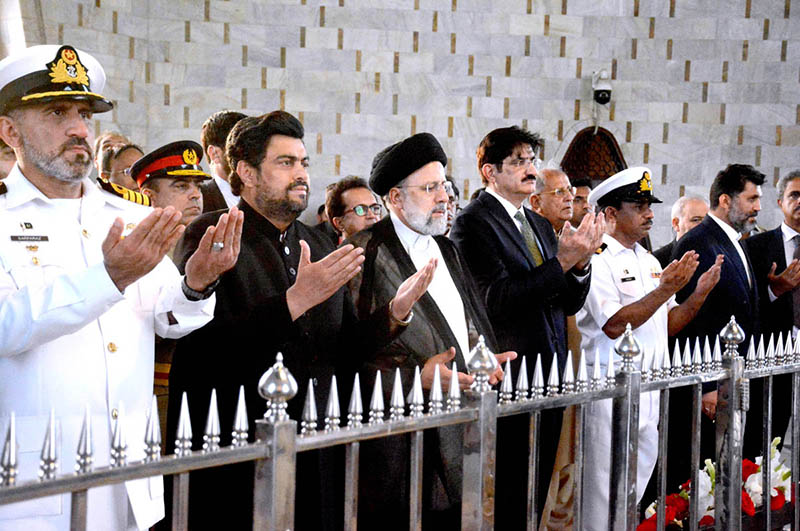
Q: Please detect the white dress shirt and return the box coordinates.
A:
[708,212,752,287]
[389,212,471,363]
[213,175,238,209]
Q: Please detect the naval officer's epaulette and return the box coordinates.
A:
[0,181,7,196]
[594,242,608,254]
[97,178,150,206]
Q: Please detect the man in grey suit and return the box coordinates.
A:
[199,110,246,212]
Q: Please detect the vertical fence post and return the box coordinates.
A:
[253,354,299,531]
[461,337,499,530]
[714,317,745,531]
[608,324,641,530]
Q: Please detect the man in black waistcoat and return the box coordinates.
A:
[166,111,433,530]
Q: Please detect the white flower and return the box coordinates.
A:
[697,468,715,513]
[744,473,763,507]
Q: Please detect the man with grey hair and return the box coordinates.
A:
[743,170,800,457]
[528,165,576,234]
[348,132,514,528]
[653,195,709,268]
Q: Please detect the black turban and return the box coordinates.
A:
[369,132,447,195]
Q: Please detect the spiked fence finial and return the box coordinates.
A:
[615,323,641,373]
[232,385,249,447]
[467,335,496,393]
[301,379,318,436]
[515,356,529,401]
[546,356,560,397]
[606,352,616,386]
[144,397,161,462]
[446,365,461,412]
[428,365,444,414]
[498,359,514,404]
[390,369,405,420]
[1,413,17,486]
[591,355,603,391]
[532,354,545,398]
[408,367,425,418]
[110,403,127,468]
[347,374,364,428]
[324,375,341,432]
[562,351,575,394]
[175,392,193,457]
[369,371,385,424]
[576,350,588,392]
[712,336,722,370]
[720,315,745,359]
[202,389,221,453]
[75,405,93,474]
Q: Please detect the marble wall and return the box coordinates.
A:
[11,0,800,244]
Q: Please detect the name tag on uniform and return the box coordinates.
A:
[620,276,636,283]
[651,271,661,278]
[10,235,49,242]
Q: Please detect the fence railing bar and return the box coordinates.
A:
[743,364,800,378]
[761,375,773,531]
[572,403,585,531]
[344,441,359,531]
[171,473,189,531]
[640,370,729,393]
[409,431,423,531]
[792,372,800,531]
[689,383,701,531]
[296,409,477,452]
[69,488,87,531]
[461,390,497,530]
[497,387,621,417]
[253,419,296,531]
[655,387,670,531]
[0,444,268,505]
[526,410,540,530]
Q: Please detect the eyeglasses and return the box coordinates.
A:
[347,203,383,216]
[540,186,577,198]
[399,181,447,195]
[504,156,544,171]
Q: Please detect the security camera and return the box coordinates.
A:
[592,70,612,105]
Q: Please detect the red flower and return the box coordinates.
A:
[742,489,755,516]
[666,493,689,519]
[636,519,656,531]
[699,515,715,526]
[664,506,677,523]
[771,489,786,510]
[680,478,692,492]
[742,459,759,482]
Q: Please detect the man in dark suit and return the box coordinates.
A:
[198,109,247,212]
[167,111,433,530]
[669,163,765,487]
[348,132,514,528]
[743,169,800,454]
[653,195,708,268]
[450,126,604,526]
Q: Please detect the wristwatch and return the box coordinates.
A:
[181,276,219,301]
[389,299,414,326]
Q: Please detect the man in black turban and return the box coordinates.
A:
[347,132,515,528]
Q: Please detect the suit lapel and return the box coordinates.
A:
[704,217,754,302]
[480,192,538,269]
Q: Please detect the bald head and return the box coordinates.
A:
[671,195,708,240]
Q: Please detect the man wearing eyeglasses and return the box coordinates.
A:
[347,132,515,528]
[450,125,605,527]
[326,175,382,241]
[529,167,576,235]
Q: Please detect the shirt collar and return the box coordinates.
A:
[708,212,741,243]
[781,222,800,243]
[213,176,238,208]
[485,187,525,221]
[390,210,434,254]
[602,233,643,256]
[3,164,111,213]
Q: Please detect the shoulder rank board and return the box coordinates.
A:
[594,242,607,255]
[97,178,150,206]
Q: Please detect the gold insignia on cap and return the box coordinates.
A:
[639,171,653,192]
[47,46,89,87]
[182,149,199,165]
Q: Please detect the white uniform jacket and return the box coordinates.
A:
[0,167,215,530]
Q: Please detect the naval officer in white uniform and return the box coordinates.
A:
[0,44,242,530]
[575,167,722,530]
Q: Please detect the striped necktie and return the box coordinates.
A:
[514,210,544,267]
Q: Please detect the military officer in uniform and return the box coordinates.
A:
[0,44,242,530]
[575,167,722,530]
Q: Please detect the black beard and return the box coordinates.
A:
[255,195,307,224]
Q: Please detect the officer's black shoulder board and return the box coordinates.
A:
[0,181,7,196]
[594,242,608,255]
[97,178,151,207]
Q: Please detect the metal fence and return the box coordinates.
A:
[1,315,799,530]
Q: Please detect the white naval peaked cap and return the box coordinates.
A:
[0,44,112,114]
[587,166,662,208]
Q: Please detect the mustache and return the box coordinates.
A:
[60,138,92,155]
[431,204,447,214]
[288,181,308,192]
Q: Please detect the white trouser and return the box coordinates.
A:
[581,390,660,531]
